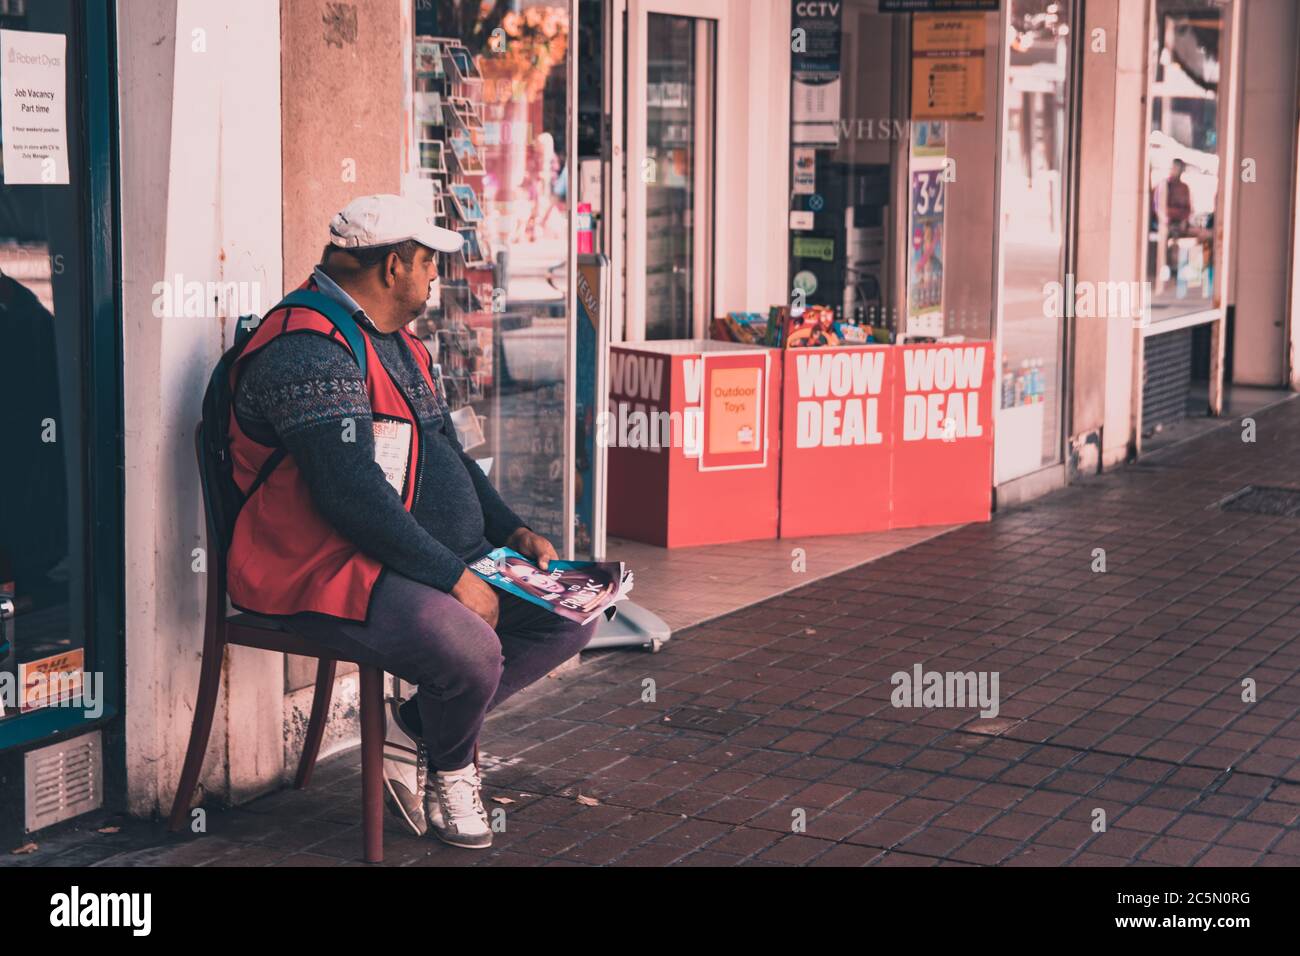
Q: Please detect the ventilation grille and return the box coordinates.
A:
[1219,486,1300,518]
[664,707,756,736]
[1142,328,1193,432]
[24,731,102,832]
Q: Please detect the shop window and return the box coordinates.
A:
[996,0,1075,478]
[0,0,120,745]
[410,1,573,546]
[789,0,901,334]
[1144,0,1226,323]
[786,1,1000,343]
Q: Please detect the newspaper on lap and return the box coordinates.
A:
[468,546,633,625]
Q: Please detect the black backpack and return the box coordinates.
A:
[197,289,369,554]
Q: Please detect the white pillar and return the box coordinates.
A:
[120,0,285,816]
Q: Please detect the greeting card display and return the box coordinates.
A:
[449,96,483,132]
[444,43,482,86]
[416,91,443,125]
[448,183,484,222]
[449,127,485,175]
[414,35,492,409]
[415,41,444,76]
[418,139,447,174]
[459,227,490,268]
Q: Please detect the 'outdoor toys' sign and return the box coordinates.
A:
[700,351,770,471]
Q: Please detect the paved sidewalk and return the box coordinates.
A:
[608,522,952,632]
[12,397,1300,867]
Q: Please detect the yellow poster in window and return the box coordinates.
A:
[912,56,985,121]
[912,12,985,53]
[911,12,986,121]
[19,648,84,713]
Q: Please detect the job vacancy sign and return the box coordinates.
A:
[0,30,69,186]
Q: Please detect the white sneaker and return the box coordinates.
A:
[382,697,427,836]
[424,763,493,849]
[424,746,484,834]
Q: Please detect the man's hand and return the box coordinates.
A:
[452,567,499,629]
[506,527,558,570]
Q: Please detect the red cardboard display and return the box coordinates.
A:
[607,339,993,548]
[606,341,781,548]
[890,342,995,527]
[779,345,894,537]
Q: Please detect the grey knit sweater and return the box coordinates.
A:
[232,321,524,595]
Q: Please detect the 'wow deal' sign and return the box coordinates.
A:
[780,345,894,536]
[779,342,994,537]
[900,345,987,441]
[891,343,994,527]
[793,349,887,448]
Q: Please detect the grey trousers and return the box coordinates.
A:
[290,569,597,771]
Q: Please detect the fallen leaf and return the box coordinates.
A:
[97,826,120,834]
[576,794,600,807]
[11,843,37,855]
[491,796,515,805]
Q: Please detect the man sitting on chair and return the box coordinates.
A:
[226,194,596,849]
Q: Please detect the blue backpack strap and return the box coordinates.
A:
[275,288,369,379]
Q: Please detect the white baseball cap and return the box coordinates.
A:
[329,193,464,254]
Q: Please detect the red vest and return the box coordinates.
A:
[226,277,437,622]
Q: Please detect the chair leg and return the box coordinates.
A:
[295,659,337,790]
[167,640,226,832]
[359,665,385,864]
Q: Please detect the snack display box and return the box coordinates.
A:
[607,338,995,547]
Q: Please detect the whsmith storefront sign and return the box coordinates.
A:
[880,1,999,11]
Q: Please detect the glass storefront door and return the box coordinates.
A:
[642,12,713,339]
[626,0,719,342]
[994,0,1076,482]
[0,0,120,747]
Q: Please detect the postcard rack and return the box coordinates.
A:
[412,35,493,413]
